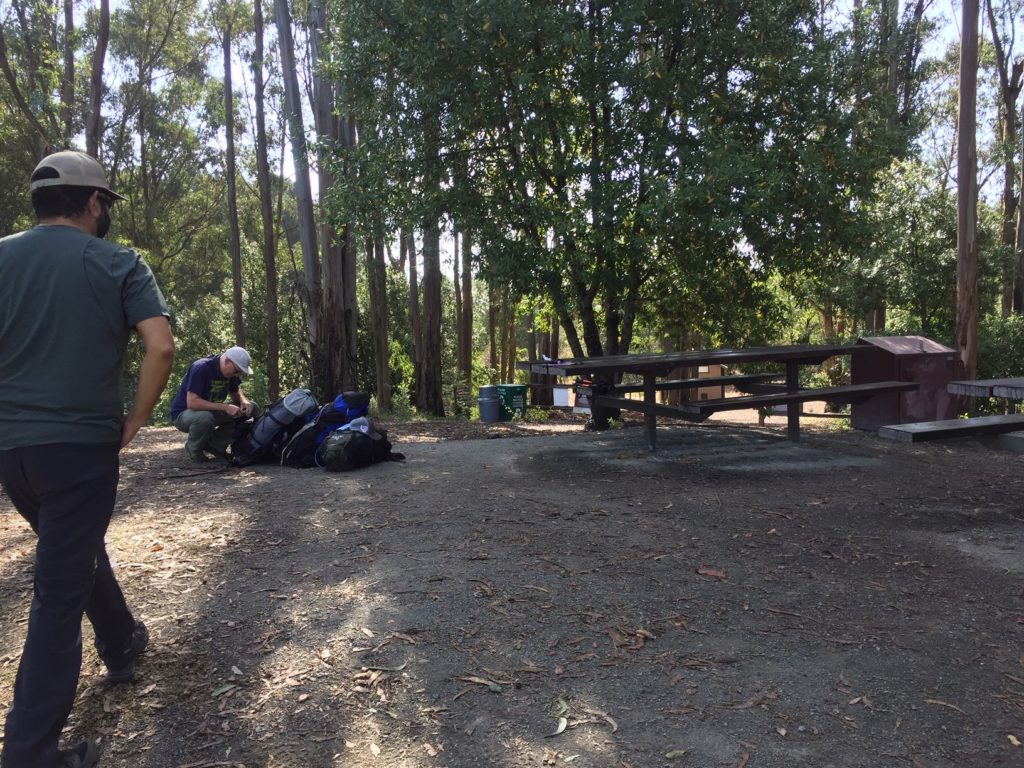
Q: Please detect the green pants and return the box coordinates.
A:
[173,410,239,458]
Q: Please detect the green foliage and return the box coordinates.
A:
[325,0,932,361]
[977,313,1024,380]
[864,159,957,336]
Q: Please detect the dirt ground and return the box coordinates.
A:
[1,409,1023,768]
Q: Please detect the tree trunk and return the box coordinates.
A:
[421,218,445,415]
[527,310,539,405]
[488,285,498,374]
[366,237,391,410]
[461,231,473,386]
[506,312,518,383]
[86,0,109,157]
[406,231,423,408]
[309,0,358,393]
[60,0,73,146]
[253,0,279,400]
[1017,97,1024,312]
[453,230,463,381]
[223,13,245,346]
[274,0,321,388]
[956,0,980,380]
[985,0,1022,316]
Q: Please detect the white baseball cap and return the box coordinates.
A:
[223,346,253,375]
[30,150,127,201]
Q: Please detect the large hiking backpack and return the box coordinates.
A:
[316,417,405,471]
[280,391,370,468]
[231,389,319,467]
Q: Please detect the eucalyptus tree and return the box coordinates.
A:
[218,0,250,346]
[252,0,281,399]
[958,0,981,379]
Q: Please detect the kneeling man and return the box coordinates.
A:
[171,346,258,461]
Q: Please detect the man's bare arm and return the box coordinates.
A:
[121,316,174,449]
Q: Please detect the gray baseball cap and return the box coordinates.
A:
[30,151,126,201]
[224,346,253,375]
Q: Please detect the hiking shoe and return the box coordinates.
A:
[187,449,210,463]
[58,739,98,768]
[206,445,231,461]
[103,621,149,684]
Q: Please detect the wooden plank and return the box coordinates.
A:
[593,395,709,423]
[949,379,1006,397]
[878,413,1024,442]
[733,382,789,396]
[677,381,918,417]
[992,382,1024,399]
[516,343,865,377]
[613,372,783,394]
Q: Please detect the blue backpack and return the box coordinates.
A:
[279,392,370,468]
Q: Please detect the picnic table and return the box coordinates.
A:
[518,343,917,450]
[878,376,1024,442]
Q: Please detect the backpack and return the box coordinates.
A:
[231,389,319,467]
[316,417,405,471]
[280,391,371,468]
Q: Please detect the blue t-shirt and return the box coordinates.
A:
[170,355,241,420]
[0,224,169,448]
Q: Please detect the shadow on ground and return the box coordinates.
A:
[1,422,1023,768]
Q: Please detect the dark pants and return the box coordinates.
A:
[0,443,137,768]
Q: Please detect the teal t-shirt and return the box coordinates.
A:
[0,224,170,448]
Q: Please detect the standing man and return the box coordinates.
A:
[170,347,257,462]
[0,152,174,768]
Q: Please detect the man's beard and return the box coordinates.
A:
[96,209,111,239]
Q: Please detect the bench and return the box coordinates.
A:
[597,380,918,432]
[878,413,1024,442]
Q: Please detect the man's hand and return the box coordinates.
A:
[239,400,254,417]
[120,416,147,449]
[224,403,242,418]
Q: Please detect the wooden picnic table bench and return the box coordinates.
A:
[947,377,1024,398]
[878,377,1024,444]
[519,343,917,450]
[611,372,783,394]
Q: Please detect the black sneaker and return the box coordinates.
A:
[103,621,149,684]
[58,739,98,768]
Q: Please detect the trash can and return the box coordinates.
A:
[478,385,501,423]
[496,384,528,421]
[851,336,958,430]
